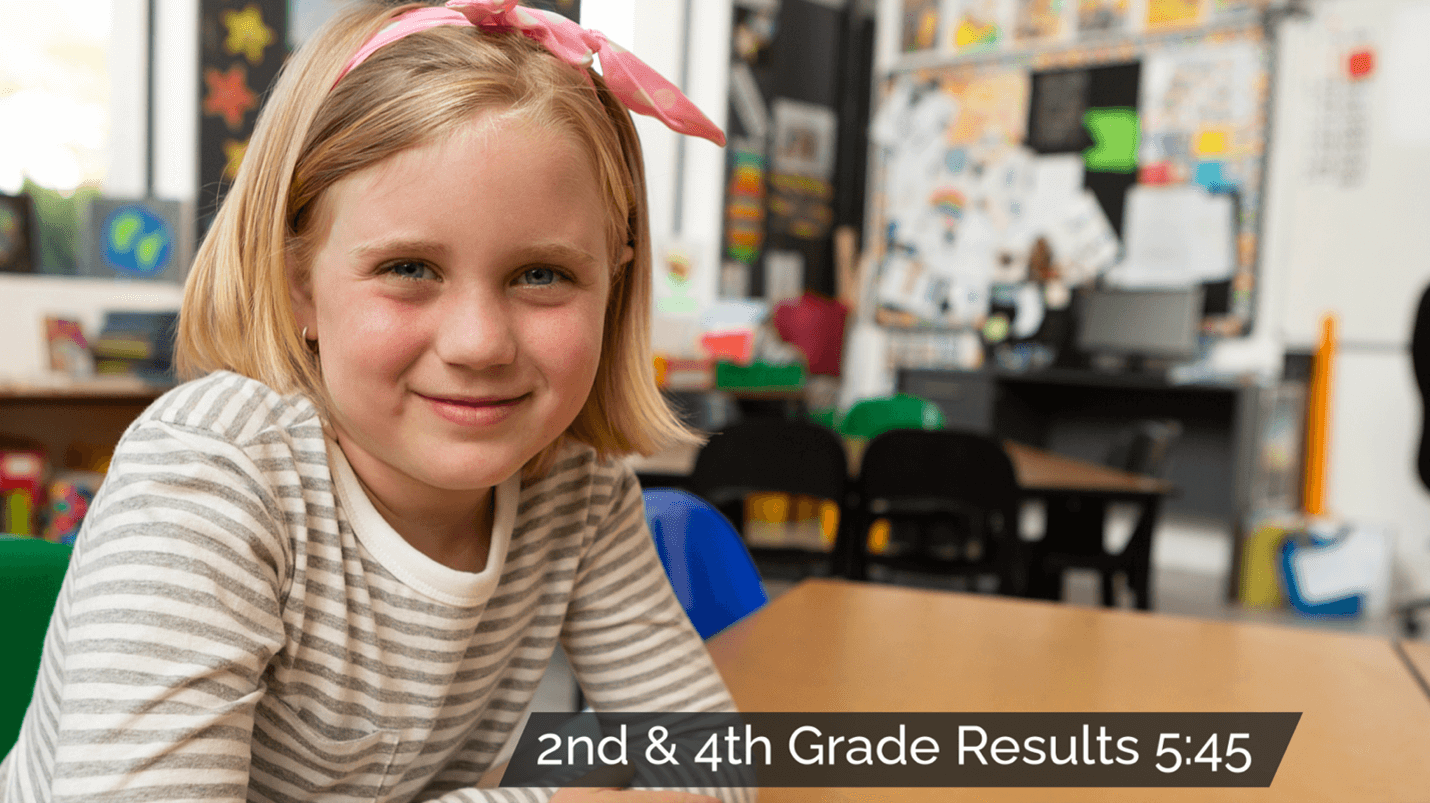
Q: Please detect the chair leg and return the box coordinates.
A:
[1100,571,1117,608]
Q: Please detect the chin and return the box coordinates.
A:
[416,446,540,490]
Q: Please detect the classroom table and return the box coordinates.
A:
[628,440,1173,498]
[1398,638,1430,700]
[705,578,1430,802]
[630,439,1175,604]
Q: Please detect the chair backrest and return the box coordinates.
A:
[838,394,945,441]
[643,489,769,639]
[0,536,72,755]
[688,418,849,508]
[850,429,1022,583]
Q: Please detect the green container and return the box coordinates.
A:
[714,361,806,390]
[838,394,946,440]
[0,536,72,755]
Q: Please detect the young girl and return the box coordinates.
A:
[0,3,749,801]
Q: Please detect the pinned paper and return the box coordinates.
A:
[1045,189,1121,284]
[1139,161,1173,184]
[1193,160,1237,192]
[1194,127,1230,156]
[1347,48,1375,80]
[1107,184,1236,287]
[1083,108,1140,173]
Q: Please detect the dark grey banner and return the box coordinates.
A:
[503,712,1301,788]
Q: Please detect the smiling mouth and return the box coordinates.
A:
[418,392,530,407]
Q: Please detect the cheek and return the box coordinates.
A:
[528,302,607,392]
[316,283,428,384]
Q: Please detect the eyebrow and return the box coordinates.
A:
[348,237,450,261]
[348,239,602,268]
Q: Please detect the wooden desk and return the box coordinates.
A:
[707,579,1430,802]
[629,440,1173,497]
[1398,639,1430,699]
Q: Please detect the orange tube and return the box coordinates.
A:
[1303,314,1337,516]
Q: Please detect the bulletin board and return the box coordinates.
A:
[870,0,1276,363]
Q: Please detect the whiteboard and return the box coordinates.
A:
[1271,0,1430,347]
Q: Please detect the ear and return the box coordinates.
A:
[618,243,634,267]
[287,253,317,338]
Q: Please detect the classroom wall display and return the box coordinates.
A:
[902,0,942,51]
[198,0,287,239]
[0,193,35,274]
[1078,0,1132,35]
[80,198,191,284]
[869,1,1272,355]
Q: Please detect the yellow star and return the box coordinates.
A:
[223,5,274,65]
[222,138,249,180]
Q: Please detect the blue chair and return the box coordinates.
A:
[643,488,768,639]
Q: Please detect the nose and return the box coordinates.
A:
[432,287,518,370]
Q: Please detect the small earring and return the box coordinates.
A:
[301,327,309,341]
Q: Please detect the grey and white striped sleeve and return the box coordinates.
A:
[3,419,289,803]
[560,467,754,803]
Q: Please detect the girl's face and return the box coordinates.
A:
[293,111,612,505]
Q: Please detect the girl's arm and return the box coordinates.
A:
[559,468,754,802]
[1,419,288,803]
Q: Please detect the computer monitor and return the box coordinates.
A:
[1076,287,1205,362]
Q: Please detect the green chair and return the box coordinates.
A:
[837,394,946,441]
[0,536,72,755]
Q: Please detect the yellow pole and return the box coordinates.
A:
[1303,314,1337,516]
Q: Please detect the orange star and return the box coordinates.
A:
[203,65,257,130]
[223,5,275,64]
[222,138,249,180]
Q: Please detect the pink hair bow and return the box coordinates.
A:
[337,0,726,147]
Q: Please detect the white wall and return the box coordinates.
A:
[1259,0,1430,598]
[591,0,730,310]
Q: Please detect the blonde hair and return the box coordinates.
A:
[177,1,699,475]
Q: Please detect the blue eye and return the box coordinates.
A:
[384,261,436,281]
[519,267,562,286]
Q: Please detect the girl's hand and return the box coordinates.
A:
[550,789,720,803]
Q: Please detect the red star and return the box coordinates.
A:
[203,65,257,130]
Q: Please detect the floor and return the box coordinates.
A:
[527,512,1410,715]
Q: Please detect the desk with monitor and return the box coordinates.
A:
[899,287,1292,601]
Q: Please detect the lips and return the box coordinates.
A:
[418,392,530,427]
[418,392,528,406]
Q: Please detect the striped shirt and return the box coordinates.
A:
[0,371,748,802]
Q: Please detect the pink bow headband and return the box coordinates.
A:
[337,0,726,147]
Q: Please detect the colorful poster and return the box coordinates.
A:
[1077,0,1130,35]
[954,0,1008,52]
[1146,0,1203,29]
[902,0,942,52]
[1139,42,1261,187]
[943,69,1031,146]
[1016,0,1066,42]
[198,0,287,238]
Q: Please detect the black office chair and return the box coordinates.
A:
[1400,285,1430,636]
[1027,419,1181,610]
[687,418,850,578]
[839,429,1027,595]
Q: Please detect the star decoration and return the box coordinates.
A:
[222,138,249,180]
[223,5,275,65]
[203,65,257,130]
